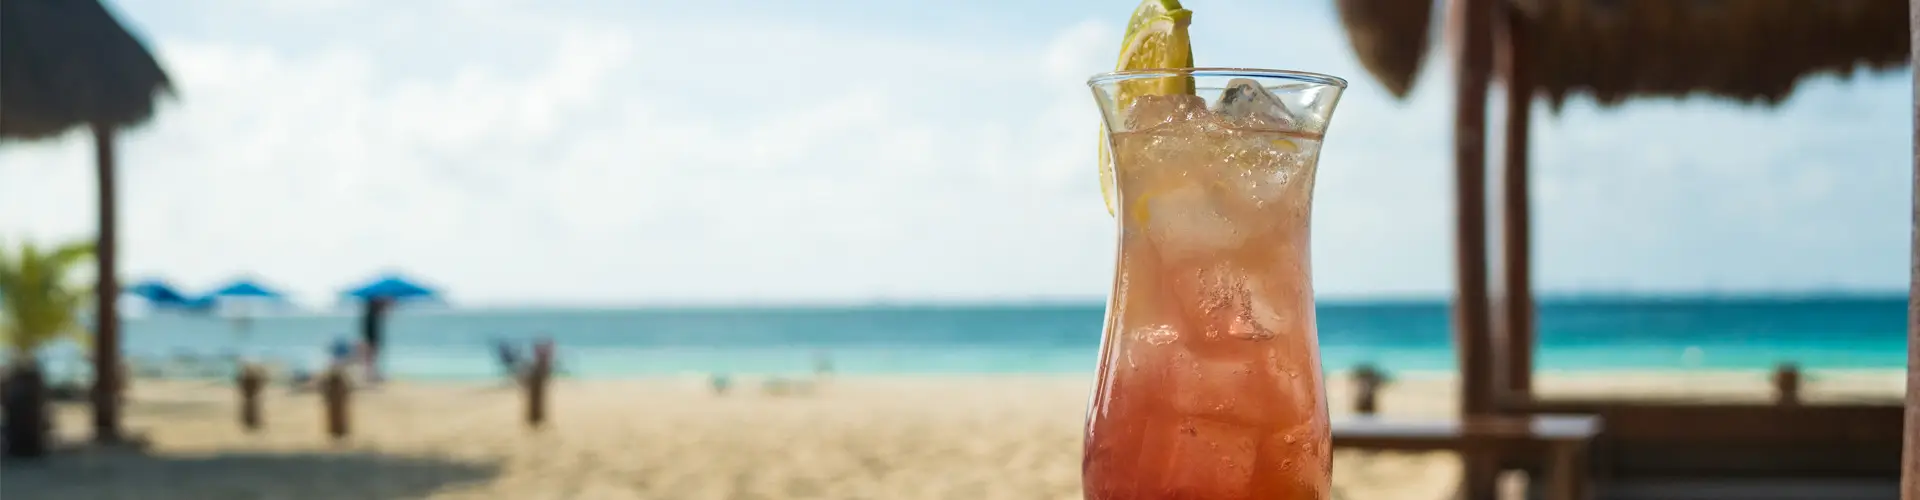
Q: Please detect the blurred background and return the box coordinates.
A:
[0,0,1909,499]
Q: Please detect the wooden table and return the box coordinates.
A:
[1333,414,1602,500]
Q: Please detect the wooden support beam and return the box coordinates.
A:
[1494,0,1535,404]
[90,123,122,443]
[1450,0,1497,496]
[1903,2,1919,499]
[1450,0,1496,423]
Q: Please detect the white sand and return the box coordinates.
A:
[1,370,1902,500]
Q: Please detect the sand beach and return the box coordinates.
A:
[0,370,1901,500]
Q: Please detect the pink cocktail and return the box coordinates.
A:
[1083,69,1346,500]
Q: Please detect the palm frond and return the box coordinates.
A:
[47,240,94,269]
[0,238,95,354]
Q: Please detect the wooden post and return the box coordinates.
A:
[1545,441,1589,500]
[1770,363,1801,407]
[1493,1,1535,405]
[1352,364,1385,415]
[526,339,553,428]
[526,359,549,428]
[1449,0,1496,420]
[1903,2,1919,498]
[320,367,350,440]
[90,123,123,443]
[237,364,266,432]
[1450,0,1497,496]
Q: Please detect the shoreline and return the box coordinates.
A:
[11,372,1905,499]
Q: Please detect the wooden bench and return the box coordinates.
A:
[1333,414,1602,500]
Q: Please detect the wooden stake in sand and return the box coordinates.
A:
[1351,364,1388,416]
[526,341,553,428]
[237,364,266,432]
[1769,363,1801,407]
[320,367,350,440]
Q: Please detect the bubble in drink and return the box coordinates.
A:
[1159,345,1283,425]
[1171,265,1287,342]
[1133,416,1260,499]
[1135,324,1181,346]
[1125,94,1209,131]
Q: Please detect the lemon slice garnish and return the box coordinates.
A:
[1098,0,1195,216]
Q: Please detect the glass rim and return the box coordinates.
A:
[1087,67,1348,89]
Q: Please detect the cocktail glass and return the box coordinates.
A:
[1082,68,1346,500]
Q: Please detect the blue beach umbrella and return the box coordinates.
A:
[177,295,216,312]
[124,279,191,307]
[343,274,440,303]
[208,279,286,301]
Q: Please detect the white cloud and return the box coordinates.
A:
[1,0,1908,307]
[0,1,1124,307]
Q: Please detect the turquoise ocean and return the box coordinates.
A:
[48,295,1911,380]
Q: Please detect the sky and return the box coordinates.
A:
[0,0,1911,307]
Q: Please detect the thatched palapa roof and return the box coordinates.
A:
[1335,0,1908,107]
[1,0,172,140]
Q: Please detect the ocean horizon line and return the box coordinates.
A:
[137,289,1910,317]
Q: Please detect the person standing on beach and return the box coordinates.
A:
[359,297,393,382]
